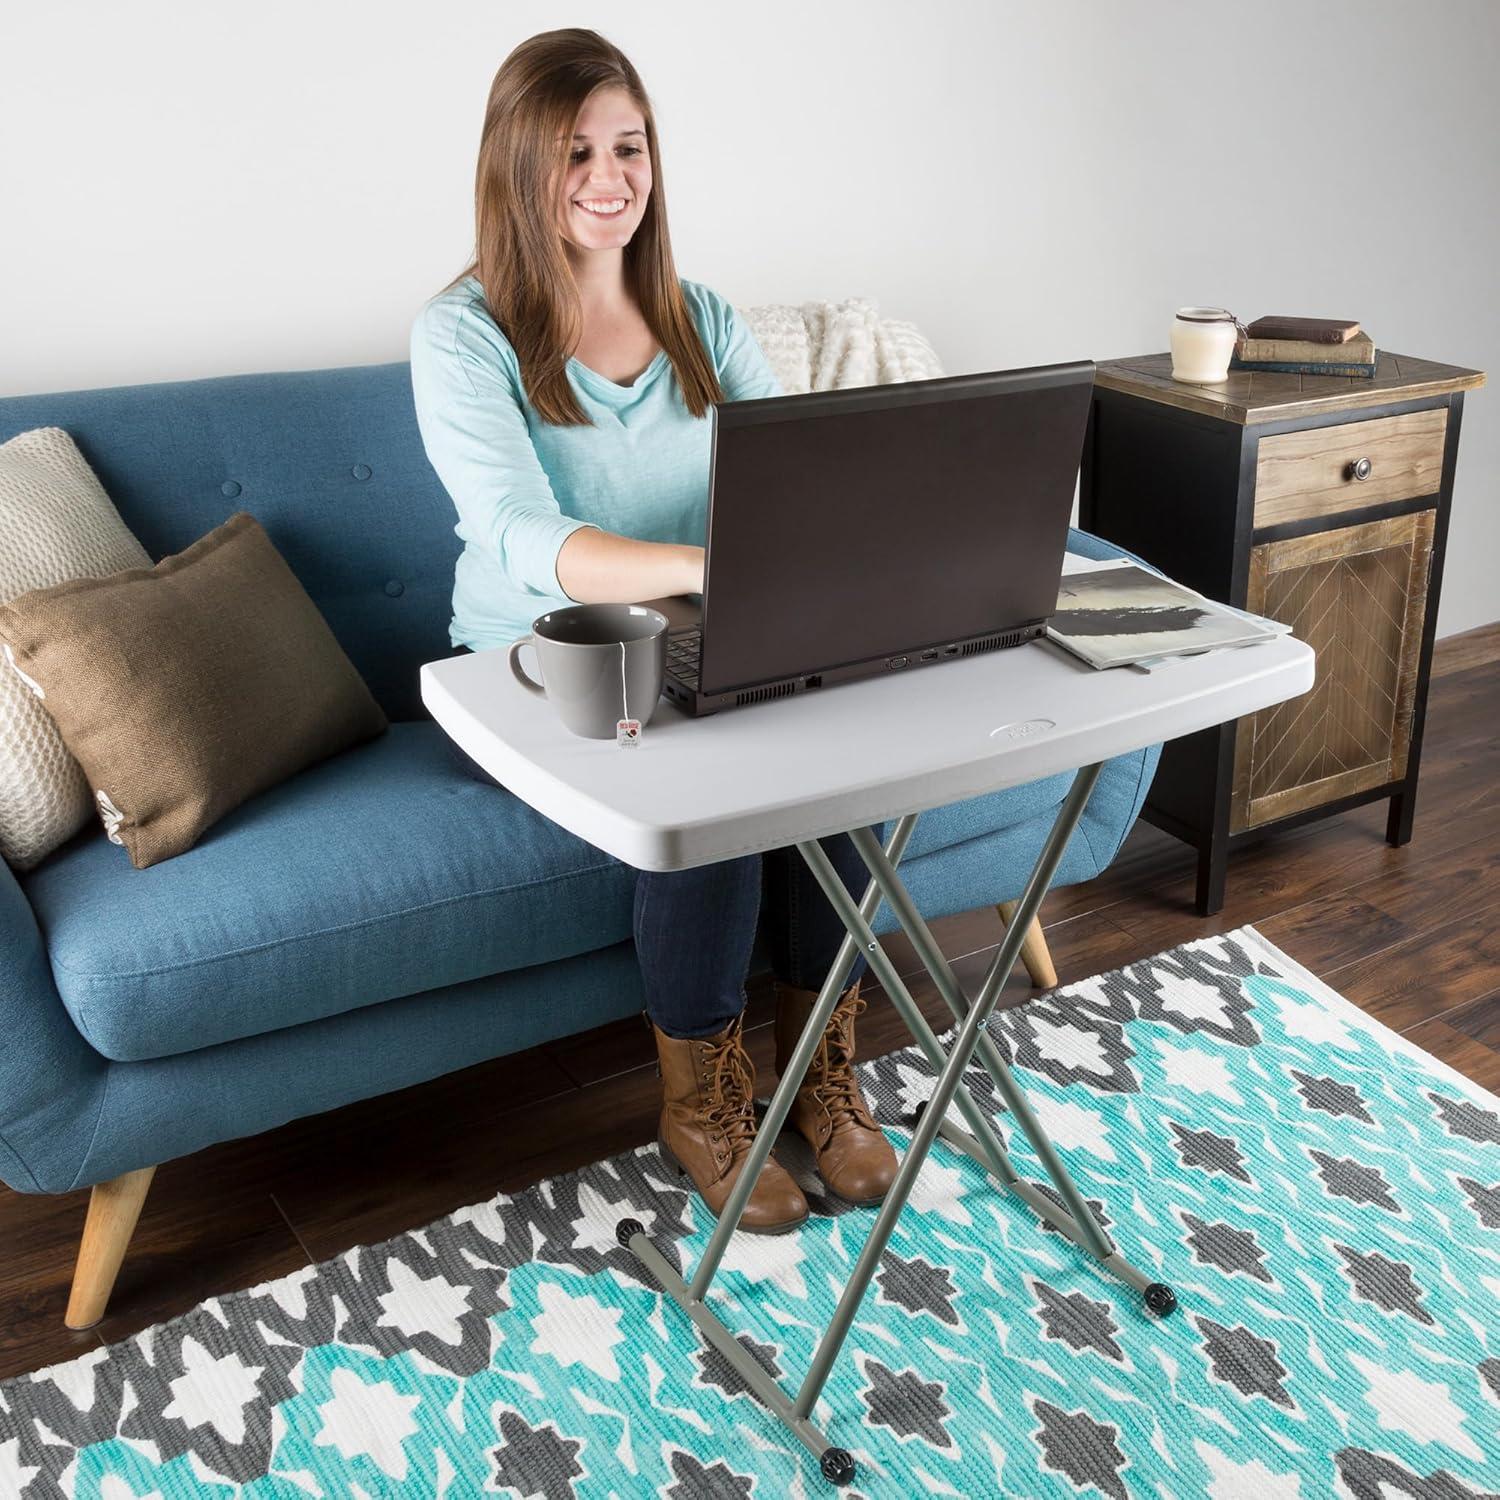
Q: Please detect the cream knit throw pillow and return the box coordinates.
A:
[739,296,945,395]
[0,426,152,869]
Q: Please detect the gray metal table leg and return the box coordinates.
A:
[617,1221,851,1478]
[797,839,1023,1189]
[847,821,1117,1264]
[617,766,1179,1486]
[687,814,918,1301]
[791,764,1176,1420]
[615,817,917,1486]
[842,778,1177,1314]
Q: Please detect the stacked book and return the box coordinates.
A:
[1230,314,1377,377]
[1047,555,1289,672]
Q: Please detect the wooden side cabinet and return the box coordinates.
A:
[1079,350,1485,915]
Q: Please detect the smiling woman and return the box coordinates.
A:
[410,29,784,646]
[433,31,723,430]
[408,27,898,1239]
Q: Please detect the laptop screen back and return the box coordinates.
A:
[697,360,1094,695]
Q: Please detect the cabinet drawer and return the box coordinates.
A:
[1253,408,1447,528]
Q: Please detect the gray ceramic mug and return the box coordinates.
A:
[507,603,668,739]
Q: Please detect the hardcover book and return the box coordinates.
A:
[1229,355,1377,378]
[1243,315,1361,344]
[1236,332,1375,364]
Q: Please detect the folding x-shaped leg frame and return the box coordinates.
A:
[618,763,1177,1488]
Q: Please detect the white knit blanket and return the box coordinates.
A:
[738,296,945,394]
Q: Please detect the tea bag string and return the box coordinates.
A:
[619,639,628,723]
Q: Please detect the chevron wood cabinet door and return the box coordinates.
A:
[1230,512,1435,833]
[1080,350,1485,914]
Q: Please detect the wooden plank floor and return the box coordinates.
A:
[3,633,1498,1381]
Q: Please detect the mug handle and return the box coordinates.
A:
[507,636,546,697]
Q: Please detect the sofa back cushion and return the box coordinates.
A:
[0,363,459,721]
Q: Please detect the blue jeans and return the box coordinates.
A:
[445,648,869,1037]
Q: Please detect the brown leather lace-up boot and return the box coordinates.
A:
[773,979,899,1206]
[652,1013,809,1235]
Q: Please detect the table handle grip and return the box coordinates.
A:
[507,636,546,697]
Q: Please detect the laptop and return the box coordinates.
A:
[655,359,1095,716]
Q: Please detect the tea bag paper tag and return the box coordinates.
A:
[615,642,641,747]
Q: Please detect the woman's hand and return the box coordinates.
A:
[555,527,704,603]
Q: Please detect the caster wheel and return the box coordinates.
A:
[1143,1282,1177,1316]
[819,1447,856,1485]
[615,1217,645,1250]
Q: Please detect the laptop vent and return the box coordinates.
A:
[961,627,1033,657]
[735,681,798,707]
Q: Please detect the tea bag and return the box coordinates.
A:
[616,640,641,748]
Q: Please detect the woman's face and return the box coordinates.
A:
[559,85,652,254]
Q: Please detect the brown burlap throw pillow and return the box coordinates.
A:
[0,511,387,869]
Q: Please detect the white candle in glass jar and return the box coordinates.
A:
[1170,307,1239,384]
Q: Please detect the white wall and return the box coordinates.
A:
[3,0,1496,635]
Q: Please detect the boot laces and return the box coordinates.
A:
[813,995,874,1131]
[699,1029,758,1156]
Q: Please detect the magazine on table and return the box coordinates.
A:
[1050,556,1289,670]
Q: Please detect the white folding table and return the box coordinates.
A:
[420,631,1314,1488]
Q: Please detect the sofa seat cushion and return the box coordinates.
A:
[22,721,637,1063]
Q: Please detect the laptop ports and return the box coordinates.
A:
[942,644,959,655]
[919,649,939,662]
[804,674,822,689]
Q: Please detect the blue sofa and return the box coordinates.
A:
[0,360,1160,1326]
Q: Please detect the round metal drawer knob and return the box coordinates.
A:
[1347,456,1372,481]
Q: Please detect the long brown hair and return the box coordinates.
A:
[440,29,724,426]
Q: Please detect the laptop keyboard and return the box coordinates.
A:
[666,628,701,689]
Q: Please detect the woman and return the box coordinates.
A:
[409,28,897,1235]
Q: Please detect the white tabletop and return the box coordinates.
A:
[420,633,1314,872]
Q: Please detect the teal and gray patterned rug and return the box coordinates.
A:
[2,926,1498,1497]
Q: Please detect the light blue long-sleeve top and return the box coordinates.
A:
[409,274,784,650]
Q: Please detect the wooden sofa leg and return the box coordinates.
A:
[65,1166,156,1329]
[996,901,1058,989]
